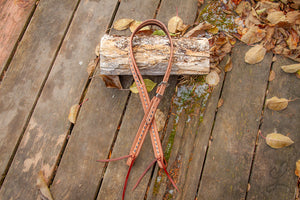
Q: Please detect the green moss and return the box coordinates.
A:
[197,0,237,33]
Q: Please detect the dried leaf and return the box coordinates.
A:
[224,56,232,72]
[296,160,300,177]
[269,70,276,81]
[113,18,134,30]
[208,26,219,34]
[68,104,80,124]
[281,64,300,73]
[168,16,183,33]
[99,75,122,89]
[205,71,220,86]
[241,26,266,44]
[267,11,286,25]
[37,171,54,200]
[245,45,267,64]
[95,44,100,57]
[266,96,289,111]
[286,29,299,50]
[217,98,224,108]
[129,20,150,33]
[130,79,157,93]
[155,109,166,132]
[286,11,300,24]
[266,133,294,149]
[87,59,97,76]
[184,22,212,37]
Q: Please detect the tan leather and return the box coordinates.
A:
[126,19,174,168]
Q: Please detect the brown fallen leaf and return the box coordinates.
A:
[296,160,300,177]
[281,63,300,73]
[269,70,275,81]
[87,59,97,76]
[168,16,184,33]
[224,56,232,72]
[113,18,134,30]
[286,29,299,50]
[266,133,294,149]
[286,11,300,24]
[130,79,157,93]
[205,70,220,86]
[217,98,224,108]
[266,96,289,111]
[245,45,267,64]
[37,171,54,200]
[241,26,266,44]
[68,104,80,124]
[184,22,212,37]
[267,11,286,25]
[155,109,166,132]
[99,75,122,89]
[129,20,150,33]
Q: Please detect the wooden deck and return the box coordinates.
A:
[0,0,299,199]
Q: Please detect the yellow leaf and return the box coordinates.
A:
[130,79,157,93]
[129,20,150,33]
[281,64,300,73]
[37,171,54,200]
[266,96,289,111]
[208,26,219,34]
[266,133,294,149]
[245,44,266,64]
[113,18,134,30]
[295,160,300,177]
[206,71,220,86]
[168,16,183,33]
[68,104,80,124]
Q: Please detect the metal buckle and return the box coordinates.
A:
[156,93,163,99]
[158,81,169,87]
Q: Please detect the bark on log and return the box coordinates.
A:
[99,34,210,75]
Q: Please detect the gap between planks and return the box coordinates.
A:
[0,0,82,188]
[244,53,275,199]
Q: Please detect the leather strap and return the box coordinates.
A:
[126,19,174,168]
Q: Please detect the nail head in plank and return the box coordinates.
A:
[197,42,272,199]
[247,56,300,200]
[0,0,79,188]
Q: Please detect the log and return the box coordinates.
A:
[99,34,210,75]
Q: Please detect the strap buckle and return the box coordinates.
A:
[158,81,169,87]
[156,93,163,100]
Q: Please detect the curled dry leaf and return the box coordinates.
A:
[68,104,80,124]
[267,11,286,25]
[217,98,224,108]
[99,75,122,89]
[224,56,232,72]
[87,59,97,76]
[266,96,289,111]
[269,70,275,81]
[241,26,266,44]
[95,44,100,57]
[296,160,300,177]
[266,133,294,149]
[168,16,184,33]
[130,79,157,93]
[129,20,150,33]
[37,171,54,200]
[113,18,134,30]
[245,45,266,64]
[155,109,166,132]
[281,63,300,73]
[206,70,220,86]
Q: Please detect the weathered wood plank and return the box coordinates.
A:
[100,34,209,75]
[0,0,36,74]
[0,0,79,187]
[0,0,119,199]
[197,42,272,199]
[247,56,300,200]
[97,76,177,200]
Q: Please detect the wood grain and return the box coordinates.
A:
[0,0,118,199]
[247,56,300,200]
[100,34,209,75]
[0,0,36,74]
[0,0,79,188]
[197,42,272,199]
